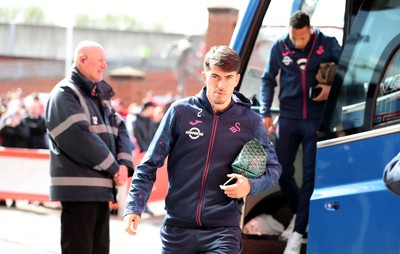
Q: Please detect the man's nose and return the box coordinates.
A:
[295,41,305,49]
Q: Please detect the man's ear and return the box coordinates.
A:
[235,73,241,86]
[81,55,88,63]
[201,71,207,84]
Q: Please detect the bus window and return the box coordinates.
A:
[375,49,400,125]
[239,0,295,111]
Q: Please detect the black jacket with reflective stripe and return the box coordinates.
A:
[45,67,134,201]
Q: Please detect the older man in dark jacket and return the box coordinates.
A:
[45,40,134,254]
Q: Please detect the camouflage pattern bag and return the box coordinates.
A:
[231,138,267,179]
[315,62,336,85]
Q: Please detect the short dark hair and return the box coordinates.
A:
[289,11,310,29]
[203,45,241,73]
[142,101,155,111]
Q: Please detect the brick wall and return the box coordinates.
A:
[205,6,239,49]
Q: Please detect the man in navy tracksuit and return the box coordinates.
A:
[259,11,341,254]
[123,46,282,253]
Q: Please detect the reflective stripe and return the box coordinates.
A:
[50,113,87,139]
[94,152,115,171]
[118,152,133,161]
[66,83,119,138]
[89,124,118,137]
[89,124,108,134]
[51,177,113,188]
[111,126,118,136]
[66,83,91,120]
[116,115,123,125]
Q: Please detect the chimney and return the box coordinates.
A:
[205,5,239,51]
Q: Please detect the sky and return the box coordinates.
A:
[2,0,249,34]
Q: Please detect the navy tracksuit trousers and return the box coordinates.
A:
[160,224,242,254]
[275,117,319,235]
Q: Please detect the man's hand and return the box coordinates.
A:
[219,173,251,199]
[263,117,274,136]
[113,165,128,187]
[123,213,141,235]
[313,84,331,101]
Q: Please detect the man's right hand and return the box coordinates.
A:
[263,116,274,136]
[114,165,128,187]
[123,213,141,235]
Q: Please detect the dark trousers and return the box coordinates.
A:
[276,117,319,235]
[160,224,242,254]
[60,201,110,254]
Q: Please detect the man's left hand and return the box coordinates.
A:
[313,84,331,101]
[219,173,251,199]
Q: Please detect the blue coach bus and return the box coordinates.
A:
[231,0,400,253]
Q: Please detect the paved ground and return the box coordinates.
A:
[0,200,165,254]
[0,200,307,254]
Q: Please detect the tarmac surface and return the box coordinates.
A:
[0,200,165,254]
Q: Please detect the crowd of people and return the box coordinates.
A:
[0,88,49,207]
[0,89,173,154]
[0,88,48,149]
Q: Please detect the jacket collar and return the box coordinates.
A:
[70,66,115,100]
